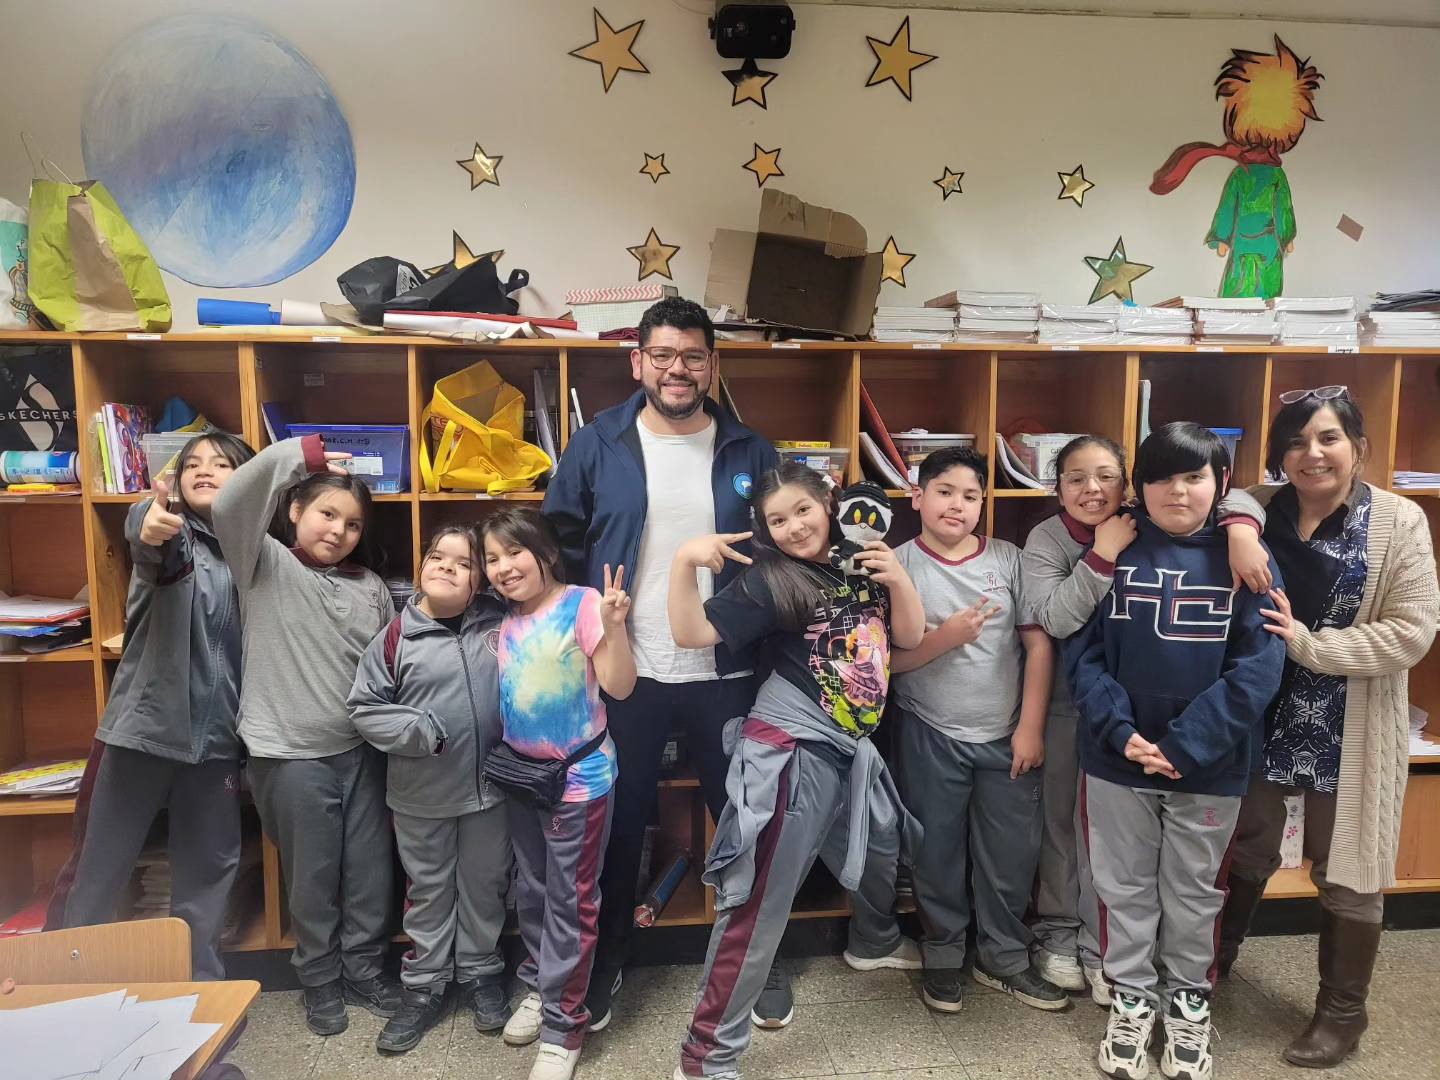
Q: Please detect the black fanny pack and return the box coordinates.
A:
[482,731,607,809]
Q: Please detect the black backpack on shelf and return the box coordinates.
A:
[0,345,77,452]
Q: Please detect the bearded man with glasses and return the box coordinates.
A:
[543,297,785,1030]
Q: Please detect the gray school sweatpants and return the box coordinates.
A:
[1083,774,1239,1006]
[248,744,393,987]
[394,803,511,991]
[895,711,1043,976]
[1032,705,1103,967]
[64,745,241,980]
[511,792,614,1051]
[681,743,905,1078]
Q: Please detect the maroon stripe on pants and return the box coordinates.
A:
[1206,822,1239,986]
[1079,773,1109,964]
[557,793,611,1049]
[681,762,791,1076]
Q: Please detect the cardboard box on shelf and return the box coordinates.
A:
[705,189,883,339]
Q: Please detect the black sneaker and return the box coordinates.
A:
[343,973,403,1018]
[303,980,348,1036]
[376,987,447,1054]
[750,962,794,1029]
[585,965,623,1032]
[972,961,1070,1012]
[922,968,965,1013]
[458,977,512,1032]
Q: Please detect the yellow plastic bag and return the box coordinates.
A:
[420,359,552,494]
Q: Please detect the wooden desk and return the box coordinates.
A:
[0,980,260,1080]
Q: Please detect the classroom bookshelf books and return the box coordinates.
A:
[97,403,152,492]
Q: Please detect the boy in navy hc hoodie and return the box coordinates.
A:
[1066,423,1284,1080]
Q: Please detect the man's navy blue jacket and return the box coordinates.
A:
[1064,512,1287,797]
[542,389,779,677]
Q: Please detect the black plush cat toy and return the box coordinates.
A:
[829,480,894,576]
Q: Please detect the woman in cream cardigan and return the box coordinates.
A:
[1220,386,1439,1069]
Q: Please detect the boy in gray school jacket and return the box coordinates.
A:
[349,581,513,1054]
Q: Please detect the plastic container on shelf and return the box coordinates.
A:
[141,433,196,493]
[286,423,411,493]
[1207,427,1244,468]
[889,431,977,483]
[777,445,850,487]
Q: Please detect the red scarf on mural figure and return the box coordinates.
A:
[1150,141,1283,195]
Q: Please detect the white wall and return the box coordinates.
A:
[5,0,1439,327]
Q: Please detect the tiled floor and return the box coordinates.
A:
[228,930,1440,1079]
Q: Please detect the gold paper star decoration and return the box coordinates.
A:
[934,166,964,200]
[569,8,648,93]
[865,17,937,101]
[743,144,784,188]
[639,152,670,184]
[1084,237,1152,304]
[627,227,680,281]
[425,232,503,277]
[724,58,777,109]
[456,144,502,190]
[880,236,915,287]
[1057,164,1095,207]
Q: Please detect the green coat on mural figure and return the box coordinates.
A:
[1205,164,1295,299]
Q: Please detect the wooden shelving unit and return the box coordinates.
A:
[1,332,1438,944]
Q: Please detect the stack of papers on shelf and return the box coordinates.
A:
[1363,310,1440,346]
[1371,289,1440,312]
[1038,303,1120,345]
[994,433,1047,490]
[132,847,173,920]
[1272,297,1359,347]
[1393,471,1440,490]
[0,988,222,1080]
[0,758,87,797]
[1188,300,1277,344]
[872,306,957,343]
[0,591,92,654]
[1117,306,1195,345]
[929,291,1039,342]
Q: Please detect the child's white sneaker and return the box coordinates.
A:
[1034,946,1087,992]
[1160,990,1214,1080]
[1098,991,1156,1079]
[528,1043,580,1080]
[504,991,543,1046]
[843,936,922,971]
[1086,963,1115,1006]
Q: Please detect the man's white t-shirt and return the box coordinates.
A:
[630,417,719,681]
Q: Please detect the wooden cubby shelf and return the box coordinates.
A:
[1,331,1438,948]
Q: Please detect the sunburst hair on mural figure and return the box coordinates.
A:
[1215,36,1323,156]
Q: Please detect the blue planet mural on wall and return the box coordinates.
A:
[82,14,355,289]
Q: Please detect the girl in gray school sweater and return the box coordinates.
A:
[1021,434,1269,1004]
[212,435,398,1036]
[349,525,513,1055]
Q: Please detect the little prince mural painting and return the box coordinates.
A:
[1151,36,1324,298]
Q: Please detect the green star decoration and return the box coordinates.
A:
[1084,237,1152,304]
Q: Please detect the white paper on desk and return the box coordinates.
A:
[91,997,220,1080]
[0,989,157,1080]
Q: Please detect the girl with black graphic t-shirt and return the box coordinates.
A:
[666,461,926,1080]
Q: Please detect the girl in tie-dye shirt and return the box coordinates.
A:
[478,507,635,1080]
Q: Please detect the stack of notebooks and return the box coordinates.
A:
[1039,304,1119,345]
[1362,309,1440,346]
[872,306,957,343]
[131,847,173,920]
[0,757,87,798]
[928,291,1039,343]
[1393,471,1440,491]
[95,402,152,493]
[1184,296,1277,344]
[1118,306,1194,345]
[0,593,91,654]
[1272,297,1359,348]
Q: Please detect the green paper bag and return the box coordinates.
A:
[28,178,171,332]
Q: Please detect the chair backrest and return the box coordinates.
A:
[0,917,192,984]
